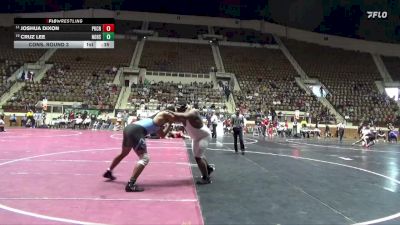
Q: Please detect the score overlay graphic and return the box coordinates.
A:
[14,18,115,49]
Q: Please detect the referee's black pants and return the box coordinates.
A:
[338,128,344,142]
[212,124,217,138]
[233,127,245,152]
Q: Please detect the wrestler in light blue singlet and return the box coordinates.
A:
[134,118,160,134]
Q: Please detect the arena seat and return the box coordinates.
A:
[283,38,399,125]
[0,27,45,97]
[3,39,135,112]
[219,45,329,121]
[140,41,215,73]
[127,81,224,111]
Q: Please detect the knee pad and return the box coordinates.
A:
[137,153,150,166]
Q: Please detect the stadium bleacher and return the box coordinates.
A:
[3,39,136,112]
[140,41,215,73]
[128,81,224,111]
[0,22,398,128]
[219,45,329,121]
[283,39,399,125]
[0,27,45,97]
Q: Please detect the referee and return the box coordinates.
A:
[231,109,245,155]
[337,121,346,143]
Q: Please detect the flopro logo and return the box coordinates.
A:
[367,11,388,19]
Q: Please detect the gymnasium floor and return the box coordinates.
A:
[0,128,400,225]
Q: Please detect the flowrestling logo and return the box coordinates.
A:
[366,11,388,19]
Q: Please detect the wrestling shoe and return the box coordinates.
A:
[196,176,212,185]
[125,182,144,192]
[103,170,116,180]
[207,164,215,176]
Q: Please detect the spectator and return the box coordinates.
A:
[20,71,25,81]
[26,110,34,128]
[21,114,27,127]
[0,115,5,132]
[324,124,331,138]
[34,111,42,128]
[117,111,122,124]
[90,114,97,128]
[74,114,83,129]
[122,111,129,128]
[300,118,308,128]
[9,114,17,126]
[224,86,231,101]
[82,116,91,129]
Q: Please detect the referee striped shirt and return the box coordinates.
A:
[231,114,244,128]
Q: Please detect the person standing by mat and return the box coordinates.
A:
[103,111,174,192]
[0,114,5,132]
[337,121,345,143]
[169,102,215,184]
[210,111,218,138]
[231,108,245,155]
